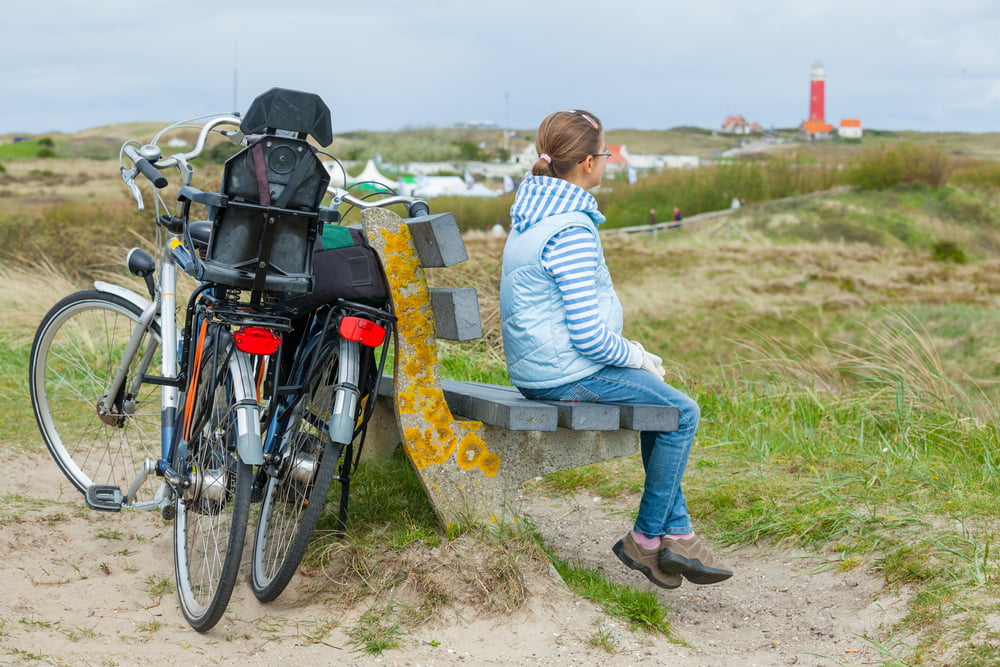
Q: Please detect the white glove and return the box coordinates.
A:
[628,340,666,379]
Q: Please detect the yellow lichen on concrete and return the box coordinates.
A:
[364,211,500,478]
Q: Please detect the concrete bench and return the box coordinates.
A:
[359,207,679,528]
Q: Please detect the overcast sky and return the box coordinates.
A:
[2,1,998,136]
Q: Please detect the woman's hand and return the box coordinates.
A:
[629,340,666,379]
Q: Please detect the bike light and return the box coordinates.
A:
[233,327,282,355]
[339,316,386,347]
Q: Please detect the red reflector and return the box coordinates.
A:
[233,327,282,355]
[339,316,386,347]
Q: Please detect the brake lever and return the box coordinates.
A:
[120,166,145,210]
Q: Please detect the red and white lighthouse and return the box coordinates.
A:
[809,61,825,122]
[803,61,833,135]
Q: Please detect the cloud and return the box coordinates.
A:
[2,0,998,134]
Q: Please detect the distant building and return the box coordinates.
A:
[838,119,863,139]
[721,115,763,134]
[454,120,498,128]
[627,153,700,169]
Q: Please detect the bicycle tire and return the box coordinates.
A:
[29,290,162,502]
[173,327,252,632]
[250,340,348,602]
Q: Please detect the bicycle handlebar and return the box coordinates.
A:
[148,115,243,170]
[121,114,244,209]
[332,190,430,219]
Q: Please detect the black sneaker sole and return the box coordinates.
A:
[658,550,733,585]
[612,539,681,590]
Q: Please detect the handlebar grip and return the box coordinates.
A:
[407,199,430,218]
[136,158,168,189]
[124,145,168,189]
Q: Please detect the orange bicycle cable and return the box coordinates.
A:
[182,317,210,440]
[255,356,267,402]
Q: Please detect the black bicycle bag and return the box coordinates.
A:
[284,225,389,311]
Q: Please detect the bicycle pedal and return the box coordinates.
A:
[85,484,124,512]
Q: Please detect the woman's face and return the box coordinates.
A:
[582,130,609,189]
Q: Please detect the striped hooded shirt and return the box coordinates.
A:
[509,175,640,368]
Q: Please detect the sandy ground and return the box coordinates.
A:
[0,450,909,666]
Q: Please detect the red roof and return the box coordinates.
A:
[607,144,628,165]
[803,119,833,134]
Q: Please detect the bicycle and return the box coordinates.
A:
[248,189,429,602]
[29,86,434,629]
[28,88,342,631]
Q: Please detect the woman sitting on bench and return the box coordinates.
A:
[499,109,732,590]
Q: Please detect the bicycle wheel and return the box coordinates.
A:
[250,341,347,602]
[29,290,162,503]
[173,328,252,632]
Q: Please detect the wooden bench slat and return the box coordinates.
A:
[430,288,483,341]
[441,380,557,431]
[617,404,680,431]
[539,400,621,430]
[378,375,678,433]
[405,213,467,267]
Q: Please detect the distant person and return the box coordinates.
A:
[673,207,682,222]
[500,109,732,590]
[730,197,741,210]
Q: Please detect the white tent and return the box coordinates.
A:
[351,159,395,189]
[411,175,501,198]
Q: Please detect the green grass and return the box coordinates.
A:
[346,604,406,654]
[540,543,678,639]
[0,138,56,159]
[0,339,35,447]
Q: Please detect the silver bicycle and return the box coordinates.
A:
[28,88,333,631]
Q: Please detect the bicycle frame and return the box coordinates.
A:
[93,266,280,515]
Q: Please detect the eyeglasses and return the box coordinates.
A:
[578,148,611,164]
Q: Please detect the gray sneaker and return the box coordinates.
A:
[658,535,733,585]
[613,533,682,590]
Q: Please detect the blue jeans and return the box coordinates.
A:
[520,366,699,538]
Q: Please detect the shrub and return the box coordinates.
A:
[847,143,952,190]
[931,240,967,263]
[949,158,1000,190]
[599,158,845,229]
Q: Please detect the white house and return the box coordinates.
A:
[838,119,863,139]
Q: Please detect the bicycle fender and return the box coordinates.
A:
[228,351,265,465]
[94,280,152,311]
[329,338,361,445]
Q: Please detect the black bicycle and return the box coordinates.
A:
[248,188,429,603]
